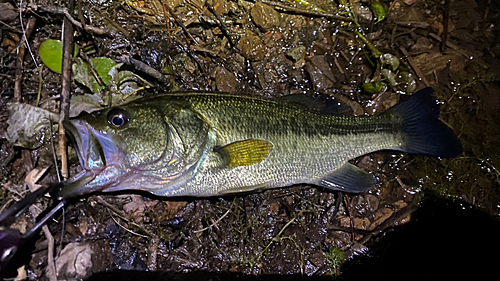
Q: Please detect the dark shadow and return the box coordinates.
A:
[83,197,500,281]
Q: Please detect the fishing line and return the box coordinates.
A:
[19,0,38,68]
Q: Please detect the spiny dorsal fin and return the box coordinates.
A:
[217,139,273,168]
[281,94,353,116]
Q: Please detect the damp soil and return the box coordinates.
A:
[1,0,500,280]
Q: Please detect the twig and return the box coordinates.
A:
[428,32,488,68]
[27,4,111,35]
[441,0,450,52]
[90,7,130,37]
[42,225,57,281]
[107,209,149,238]
[14,15,37,177]
[162,4,172,41]
[118,55,170,85]
[194,199,235,233]
[25,169,57,281]
[326,224,370,235]
[206,4,236,48]
[256,0,353,22]
[36,65,44,107]
[399,46,430,87]
[344,194,355,242]
[59,1,74,181]
[94,196,127,218]
[147,238,159,271]
[260,218,296,255]
[96,196,155,238]
[163,3,200,46]
[357,203,418,245]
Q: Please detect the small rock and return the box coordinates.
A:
[238,33,266,61]
[215,66,238,92]
[365,195,379,213]
[0,3,18,23]
[251,2,280,30]
[213,0,229,15]
[309,251,326,267]
[270,202,280,214]
[287,46,307,61]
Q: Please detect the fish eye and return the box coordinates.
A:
[107,108,130,128]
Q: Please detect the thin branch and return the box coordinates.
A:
[206,4,236,48]
[357,203,418,245]
[42,225,57,281]
[118,55,170,85]
[399,46,430,87]
[58,0,74,181]
[163,3,200,46]
[256,0,353,22]
[27,4,111,35]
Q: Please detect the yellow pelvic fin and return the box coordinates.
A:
[219,139,273,168]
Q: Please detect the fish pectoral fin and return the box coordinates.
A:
[317,163,376,193]
[217,139,273,168]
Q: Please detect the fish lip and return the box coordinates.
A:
[63,119,89,171]
[61,119,114,198]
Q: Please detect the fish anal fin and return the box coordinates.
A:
[218,139,273,168]
[318,163,376,193]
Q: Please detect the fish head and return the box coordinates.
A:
[59,103,173,198]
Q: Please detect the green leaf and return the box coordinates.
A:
[39,39,79,73]
[39,39,63,73]
[371,2,386,23]
[73,57,105,93]
[381,69,397,87]
[89,57,116,85]
[362,80,383,94]
[381,53,400,71]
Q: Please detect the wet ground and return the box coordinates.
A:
[1,0,500,280]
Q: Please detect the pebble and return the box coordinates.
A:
[287,46,307,62]
[251,2,280,30]
[238,33,266,61]
[215,66,238,92]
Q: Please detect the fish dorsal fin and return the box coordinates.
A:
[217,139,273,168]
[317,163,376,193]
[281,94,353,116]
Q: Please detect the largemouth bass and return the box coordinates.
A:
[58,88,462,198]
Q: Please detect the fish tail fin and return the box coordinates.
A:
[386,87,462,157]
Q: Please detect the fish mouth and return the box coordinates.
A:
[58,119,123,199]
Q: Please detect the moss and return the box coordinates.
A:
[325,247,345,276]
